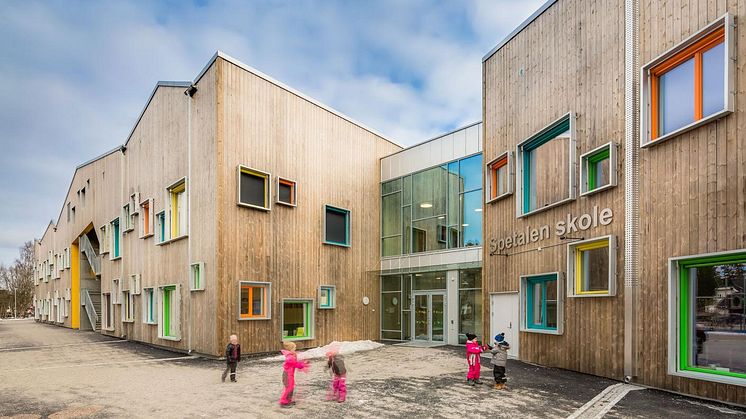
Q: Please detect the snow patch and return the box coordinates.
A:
[258,340,384,362]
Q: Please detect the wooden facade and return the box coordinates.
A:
[483,0,746,406]
[33,53,400,357]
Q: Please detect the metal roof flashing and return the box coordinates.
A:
[482,0,558,63]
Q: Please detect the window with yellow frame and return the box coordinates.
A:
[566,235,617,297]
[167,178,187,240]
[237,165,271,210]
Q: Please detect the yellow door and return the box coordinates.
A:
[71,241,80,329]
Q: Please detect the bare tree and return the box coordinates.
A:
[0,241,35,317]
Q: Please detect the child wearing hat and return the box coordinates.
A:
[490,333,510,389]
[279,341,309,408]
[465,333,484,386]
[324,345,347,403]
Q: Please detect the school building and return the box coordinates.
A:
[32,0,745,406]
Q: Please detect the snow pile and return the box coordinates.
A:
[258,340,384,362]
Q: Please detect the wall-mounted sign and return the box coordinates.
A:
[489,206,613,255]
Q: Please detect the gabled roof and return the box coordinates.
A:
[195,51,403,149]
[482,0,558,63]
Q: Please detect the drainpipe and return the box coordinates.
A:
[623,0,640,382]
[186,85,195,354]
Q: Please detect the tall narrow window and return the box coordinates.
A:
[516,114,575,216]
[486,151,513,202]
[669,250,746,386]
[580,143,618,196]
[324,205,350,247]
[103,293,114,330]
[643,15,734,145]
[155,211,166,243]
[282,299,313,340]
[140,198,154,238]
[158,285,180,340]
[167,178,187,239]
[100,225,110,254]
[122,204,133,233]
[143,287,157,324]
[190,262,205,291]
[239,282,270,320]
[110,218,120,259]
[237,166,270,210]
[112,278,120,304]
[277,178,297,206]
[521,273,563,335]
[122,290,134,322]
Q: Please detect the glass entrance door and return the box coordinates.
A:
[412,292,446,342]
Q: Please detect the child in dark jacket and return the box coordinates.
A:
[490,333,510,389]
[465,333,484,386]
[325,347,347,402]
[221,334,241,382]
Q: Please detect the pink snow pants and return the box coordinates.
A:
[280,371,295,405]
[327,375,347,402]
[467,363,481,380]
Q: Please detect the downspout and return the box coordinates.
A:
[186,85,195,354]
[623,0,640,382]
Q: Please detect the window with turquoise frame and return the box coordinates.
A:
[324,205,350,247]
[521,273,564,335]
[110,217,121,259]
[282,299,314,340]
[155,211,167,244]
[580,142,618,196]
[669,250,746,385]
[319,285,336,309]
[516,114,575,217]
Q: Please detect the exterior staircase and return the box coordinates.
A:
[79,234,101,277]
[82,288,101,331]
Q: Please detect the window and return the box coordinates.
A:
[122,204,133,233]
[155,211,167,243]
[520,273,564,335]
[669,250,746,386]
[567,236,617,297]
[167,178,187,239]
[67,203,71,223]
[130,274,141,295]
[143,287,157,325]
[516,114,576,217]
[282,299,313,340]
[642,14,734,146]
[109,218,121,259]
[324,205,350,247]
[580,143,618,196]
[458,269,483,344]
[139,198,154,238]
[318,285,336,309]
[239,282,270,320]
[122,291,134,322]
[486,151,514,202]
[190,262,205,291]
[158,285,181,340]
[64,248,70,269]
[102,293,114,331]
[100,225,110,254]
[80,186,86,206]
[381,275,403,340]
[277,178,297,206]
[237,165,270,210]
[112,278,121,304]
[71,206,75,223]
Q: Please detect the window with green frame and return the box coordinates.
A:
[324,205,350,246]
[158,285,180,340]
[282,299,313,340]
[517,114,575,216]
[522,273,563,334]
[580,142,617,196]
[671,251,746,383]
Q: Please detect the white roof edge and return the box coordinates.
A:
[381,121,482,160]
[194,51,404,149]
[122,81,192,148]
[482,0,558,63]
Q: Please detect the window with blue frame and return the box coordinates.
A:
[324,205,350,246]
[522,273,563,334]
[517,115,575,216]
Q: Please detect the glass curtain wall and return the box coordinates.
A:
[381,154,482,257]
[381,272,447,341]
[458,268,483,344]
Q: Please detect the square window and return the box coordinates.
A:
[277,178,297,206]
[237,165,270,210]
[580,143,618,196]
[642,14,734,146]
[520,273,564,335]
[143,287,157,324]
[282,299,314,340]
[567,236,617,297]
[318,285,336,309]
[140,198,154,238]
[158,285,181,340]
[239,282,271,320]
[167,178,187,239]
[668,250,746,386]
[109,218,121,259]
[155,211,167,243]
[190,262,205,291]
[324,205,350,247]
[516,114,576,217]
[486,151,514,202]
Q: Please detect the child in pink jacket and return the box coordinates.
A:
[280,341,309,408]
[465,333,484,386]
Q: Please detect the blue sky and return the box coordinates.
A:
[0,0,544,265]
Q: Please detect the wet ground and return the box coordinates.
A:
[1,319,744,418]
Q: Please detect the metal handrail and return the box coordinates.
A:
[79,234,101,276]
[82,288,99,330]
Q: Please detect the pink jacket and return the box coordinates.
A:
[281,350,308,377]
[465,341,483,366]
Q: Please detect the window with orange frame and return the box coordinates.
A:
[486,151,513,202]
[239,282,270,320]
